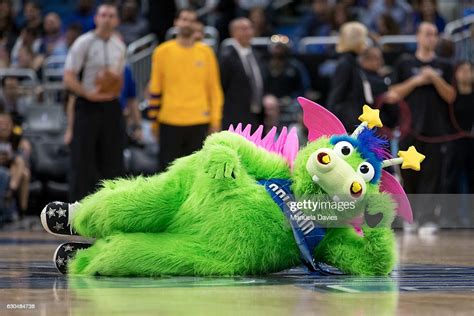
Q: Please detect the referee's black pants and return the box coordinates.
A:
[158,123,208,172]
[69,97,125,202]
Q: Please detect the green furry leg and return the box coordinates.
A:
[71,156,197,238]
[68,233,248,277]
[314,227,397,276]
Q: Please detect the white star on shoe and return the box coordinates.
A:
[53,202,63,205]
[53,222,64,231]
[47,208,56,218]
[56,257,64,266]
[64,245,74,252]
[56,208,67,218]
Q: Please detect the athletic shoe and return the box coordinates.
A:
[54,242,92,274]
[40,201,80,236]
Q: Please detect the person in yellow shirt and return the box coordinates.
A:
[148,9,223,171]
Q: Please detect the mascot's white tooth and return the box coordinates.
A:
[333,195,341,202]
[312,175,319,182]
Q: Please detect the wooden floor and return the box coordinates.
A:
[0,220,473,315]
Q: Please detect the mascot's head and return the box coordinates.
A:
[229,98,424,224]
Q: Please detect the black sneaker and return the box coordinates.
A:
[54,242,92,274]
[40,201,80,236]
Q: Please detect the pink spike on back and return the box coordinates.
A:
[274,127,288,154]
[261,127,277,151]
[250,125,264,144]
[242,124,252,138]
[234,123,243,134]
[283,127,299,169]
[380,170,413,223]
[228,124,235,132]
[297,97,347,141]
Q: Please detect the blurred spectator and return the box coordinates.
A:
[435,37,455,60]
[43,12,65,57]
[248,6,273,37]
[292,0,332,53]
[390,22,455,229]
[441,61,473,227]
[413,0,446,33]
[220,17,264,129]
[117,0,149,45]
[49,23,83,58]
[147,0,177,42]
[214,0,237,40]
[452,62,474,136]
[359,46,388,100]
[16,1,43,32]
[192,20,205,41]
[450,61,474,194]
[0,0,18,67]
[329,3,353,35]
[363,0,413,34]
[66,0,96,33]
[63,4,127,201]
[376,13,400,36]
[327,22,369,130]
[263,40,311,128]
[0,76,39,124]
[10,27,45,69]
[148,9,223,171]
[359,46,399,127]
[264,41,310,99]
[374,13,402,53]
[0,110,31,220]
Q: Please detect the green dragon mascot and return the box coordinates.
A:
[41,97,425,276]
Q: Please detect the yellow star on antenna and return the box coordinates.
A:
[398,146,426,171]
[358,105,383,129]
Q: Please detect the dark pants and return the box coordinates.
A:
[158,123,208,172]
[69,98,125,202]
[400,138,449,225]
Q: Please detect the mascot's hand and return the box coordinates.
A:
[203,144,241,180]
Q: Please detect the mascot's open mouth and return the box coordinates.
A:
[350,181,363,198]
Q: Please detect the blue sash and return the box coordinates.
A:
[258,178,326,272]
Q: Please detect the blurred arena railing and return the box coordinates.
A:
[127,33,158,102]
[445,14,474,35]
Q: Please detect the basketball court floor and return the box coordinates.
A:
[0,222,473,315]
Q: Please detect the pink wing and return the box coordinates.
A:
[297,97,347,141]
[380,170,413,223]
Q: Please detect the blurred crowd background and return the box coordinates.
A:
[0,0,472,231]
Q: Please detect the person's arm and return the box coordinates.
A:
[207,48,224,133]
[64,95,75,145]
[389,74,429,100]
[422,66,456,104]
[63,38,115,102]
[148,47,162,122]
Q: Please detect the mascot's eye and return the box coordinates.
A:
[357,162,375,182]
[333,141,354,158]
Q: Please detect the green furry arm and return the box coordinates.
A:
[314,227,397,275]
[202,131,290,180]
[363,192,396,228]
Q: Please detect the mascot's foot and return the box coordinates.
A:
[40,201,81,236]
[54,242,92,274]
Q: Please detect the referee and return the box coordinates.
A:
[63,4,126,202]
